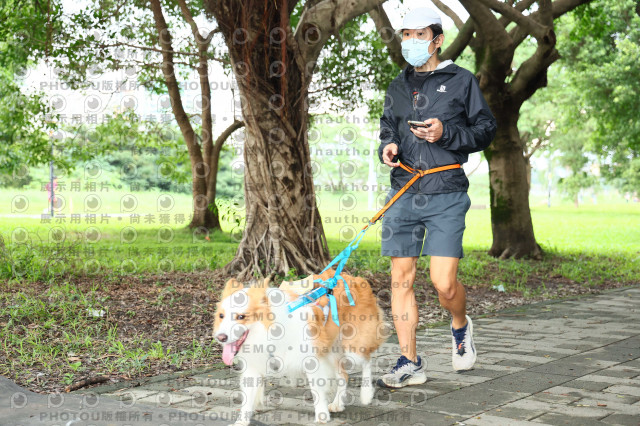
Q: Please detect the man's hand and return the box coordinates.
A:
[410,118,443,143]
[382,143,400,167]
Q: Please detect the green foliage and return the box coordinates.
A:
[0,0,62,174]
[556,0,640,193]
[310,14,401,124]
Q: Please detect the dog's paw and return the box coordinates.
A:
[315,410,331,423]
[328,402,345,412]
[360,385,375,405]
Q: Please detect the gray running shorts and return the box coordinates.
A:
[380,189,471,258]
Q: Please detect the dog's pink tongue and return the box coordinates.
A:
[222,343,235,365]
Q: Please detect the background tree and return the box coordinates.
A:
[554,0,640,195]
[202,0,389,278]
[0,0,60,176]
[11,0,245,230]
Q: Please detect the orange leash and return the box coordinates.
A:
[362,161,462,231]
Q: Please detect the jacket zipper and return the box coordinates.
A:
[410,70,436,174]
[407,70,437,193]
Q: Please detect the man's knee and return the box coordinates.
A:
[432,277,458,301]
[391,257,417,296]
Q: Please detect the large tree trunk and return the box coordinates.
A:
[206,0,330,279]
[484,103,543,260]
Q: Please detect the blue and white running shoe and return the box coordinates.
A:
[376,355,427,388]
[451,314,477,371]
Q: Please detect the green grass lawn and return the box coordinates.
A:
[0,187,638,282]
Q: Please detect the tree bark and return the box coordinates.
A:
[204,0,331,279]
[484,104,543,260]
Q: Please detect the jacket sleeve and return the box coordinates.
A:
[435,74,497,154]
[377,92,401,163]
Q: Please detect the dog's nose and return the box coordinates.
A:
[216,333,228,342]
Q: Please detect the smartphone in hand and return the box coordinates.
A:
[408,120,432,129]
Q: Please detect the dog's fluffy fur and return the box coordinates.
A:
[213,269,387,425]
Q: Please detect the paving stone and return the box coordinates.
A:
[528,391,581,405]
[603,385,640,398]
[595,364,640,380]
[463,413,550,425]
[526,358,617,377]
[104,388,160,402]
[502,397,613,418]
[616,336,640,349]
[600,413,640,426]
[408,387,521,417]
[561,379,614,392]
[135,391,194,406]
[422,369,492,385]
[543,386,639,405]
[496,358,543,369]
[483,352,555,365]
[478,404,547,422]
[580,346,640,364]
[532,412,610,425]
[578,376,640,386]
[475,371,575,394]
[349,407,463,425]
[571,397,640,416]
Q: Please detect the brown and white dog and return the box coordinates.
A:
[213,269,387,425]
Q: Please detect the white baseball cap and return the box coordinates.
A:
[395,7,443,36]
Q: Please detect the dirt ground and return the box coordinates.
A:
[1,266,633,394]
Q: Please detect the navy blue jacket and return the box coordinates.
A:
[378,62,497,194]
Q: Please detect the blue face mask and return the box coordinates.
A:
[401,37,436,67]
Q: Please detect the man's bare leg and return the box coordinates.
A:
[390,256,419,363]
[429,255,467,329]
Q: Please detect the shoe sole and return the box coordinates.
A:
[376,372,427,388]
[453,316,477,372]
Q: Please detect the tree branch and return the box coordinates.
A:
[148,0,200,159]
[177,0,214,170]
[368,4,406,68]
[498,0,537,28]
[476,0,547,41]
[510,45,560,103]
[551,0,593,18]
[431,0,464,30]
[458,0,512,51]
[294,0,386,71]
[510,0,587,50]
[93,41,230,64]
[441,18,475,61]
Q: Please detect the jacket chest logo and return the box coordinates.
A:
[436,85,447,93]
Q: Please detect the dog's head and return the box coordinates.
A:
[213,277,273,365]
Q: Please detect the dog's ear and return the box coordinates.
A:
[221,278,243,300]
[261,276,271,288]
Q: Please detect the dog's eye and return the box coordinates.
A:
[237,314,245,320]
[219,313,224,318]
